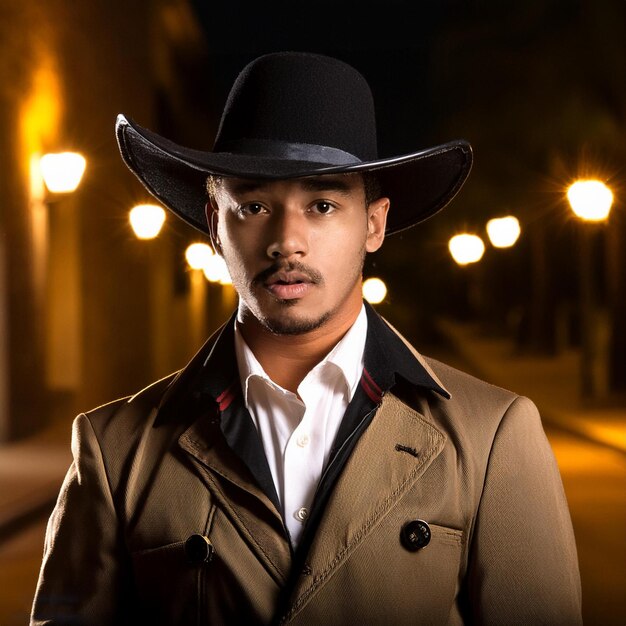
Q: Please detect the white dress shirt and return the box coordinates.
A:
[234,305,368,547]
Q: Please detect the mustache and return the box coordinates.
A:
[253,261,323,285]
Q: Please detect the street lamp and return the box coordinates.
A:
[486,216,521,248]
[129,204,166,239]
[362,277,387,304]
[448,233,485,265]
[185,242,214,270]
[202,254,231,284]
[567,180,613,222]
[566,179,613,400]
[40,152,86,193]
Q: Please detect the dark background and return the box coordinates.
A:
[173,0,625,357]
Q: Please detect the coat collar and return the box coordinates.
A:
[156,301,449,423]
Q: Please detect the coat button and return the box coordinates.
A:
[401,520,431,551]
[185,534,215,564]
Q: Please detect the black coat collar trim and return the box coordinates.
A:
[362,301,450,399]
[155,302,448,425]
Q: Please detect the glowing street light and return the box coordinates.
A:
[129,204,166,239]
[40,152,86,193]
[185,243,214,270]
[566,180,613,222]
[203,254,231,284]
[362,277,387,304]
[448,234,485,265]
[566,179,614,399]
[486,216,521,248]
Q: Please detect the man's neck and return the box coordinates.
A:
[237,303,363,393]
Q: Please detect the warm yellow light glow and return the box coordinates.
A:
[567,180,613,222]
[449,234,485,265]
[185,242,214,269]
[486,216,521,248]
[20,54,63,186]
[40,152,87,193]
[129,204,166,239]
[219,272,233,286]
[203,255,231,284]
[362,277,387,304]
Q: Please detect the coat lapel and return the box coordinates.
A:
[178,414,292,585]
[287,392,446,613]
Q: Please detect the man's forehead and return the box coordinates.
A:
[221,173,363,196]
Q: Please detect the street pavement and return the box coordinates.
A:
[0,317,624,623]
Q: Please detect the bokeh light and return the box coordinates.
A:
[40,152,86,193]
[449,234,485,265]
[203,254,231,284]
[486,216,521,248]
[129,204,166,239]
[566,180,613,222]
[185,243,214,270]
[362,277,387,304]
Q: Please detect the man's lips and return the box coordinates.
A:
[265,281,312,299]
[265,271,313,299]
[254,264,322,300]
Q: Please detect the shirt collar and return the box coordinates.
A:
[234,304,368,407]
[156,301,449,423]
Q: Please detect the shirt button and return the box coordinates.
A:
[296,434,310,447]
[295,507,309,522]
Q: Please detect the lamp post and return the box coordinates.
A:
[38,152,87,395]
[448,233,486,320]
[566,179,613,400]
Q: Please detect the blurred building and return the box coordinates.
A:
[1,0,624,444]
[0,0,233,442]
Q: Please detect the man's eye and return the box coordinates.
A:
[311,201,334,214]
[238,203,266,216]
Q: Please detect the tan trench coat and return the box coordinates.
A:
[31,323,582,625]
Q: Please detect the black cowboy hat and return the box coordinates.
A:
[115,51,472,236]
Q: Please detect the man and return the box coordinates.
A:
[32,52,582,624]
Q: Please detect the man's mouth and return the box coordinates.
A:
[265,271,313,300]
[255,264,322,301]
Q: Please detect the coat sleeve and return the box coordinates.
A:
[30,413,132,625]
[465,395,583,625]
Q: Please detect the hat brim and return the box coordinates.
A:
[116,114,472,236]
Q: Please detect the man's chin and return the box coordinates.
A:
[260,310,331,336]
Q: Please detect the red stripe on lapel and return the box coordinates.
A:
[216,382,237,411]
[360,372,382,403]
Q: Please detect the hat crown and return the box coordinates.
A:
[213,52,378,162]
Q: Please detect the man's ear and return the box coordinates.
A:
[205,202,222,255]
[365,198,389,253]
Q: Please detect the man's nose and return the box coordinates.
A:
[266,210,308,259]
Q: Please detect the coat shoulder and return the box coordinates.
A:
[418,355,542,448]
[84,372,179,435]
[424,355,521,408]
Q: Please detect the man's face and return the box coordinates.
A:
[209,174,388,335]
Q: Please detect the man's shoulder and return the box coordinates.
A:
[83,371,180,437]
[423,355,519,406]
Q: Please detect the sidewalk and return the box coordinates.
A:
[0,320,625,543]
[435,317,626,455]
[0,418,72,542]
